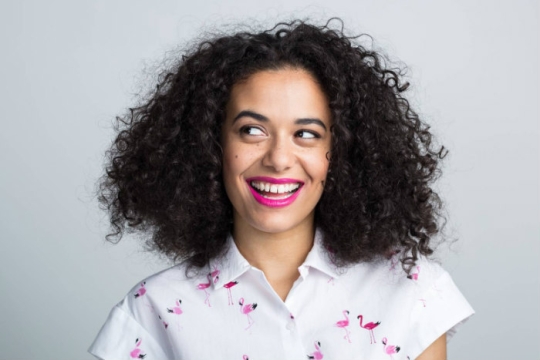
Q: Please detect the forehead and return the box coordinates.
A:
[226,68,331,122]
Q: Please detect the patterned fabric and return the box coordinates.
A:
[88,228,474,360]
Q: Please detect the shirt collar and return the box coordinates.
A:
[300,227,341,279]
[210,227,341,289]
[210,234,251,290]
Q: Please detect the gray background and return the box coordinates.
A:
[0,0,538,359]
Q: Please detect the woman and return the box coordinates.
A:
[89,18,474,359]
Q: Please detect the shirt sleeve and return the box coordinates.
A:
[407,270,475,359]
[88,305,171,360]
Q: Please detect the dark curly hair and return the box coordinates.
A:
[98,18,448,274]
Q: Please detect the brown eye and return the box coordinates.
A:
[296,130,319,139]
[240,126,265,136]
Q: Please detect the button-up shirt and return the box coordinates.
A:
[89,228,474,360]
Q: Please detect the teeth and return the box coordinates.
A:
[251,181,301,194]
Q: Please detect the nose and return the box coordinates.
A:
[261,135,296,172]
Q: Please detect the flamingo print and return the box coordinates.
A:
[239,297,257,330]
[158,315,169,329]
[388,249,400,271]
[357,315,381,344]
[167,299,183,315]
[407,266,420,281]
[134,282,146,298]
[167,299,183,330]
[419,298,427,307]
[242,356,249,360]
[210,268,220,283]
[130,338,146,359]
[381,337,400,359]
[335,310,352,343]
[224,281,238,305]
[307,341,323,359]
[197,273,214,307]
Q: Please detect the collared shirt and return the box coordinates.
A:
[88,228,474,360]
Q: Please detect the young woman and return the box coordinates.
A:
[89,19,474,360]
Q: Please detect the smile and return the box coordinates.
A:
[245,177,304,208]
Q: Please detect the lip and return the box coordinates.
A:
[245,177,304,208]
[246,176,304,185]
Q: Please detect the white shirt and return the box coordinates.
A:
[89,228,474,360]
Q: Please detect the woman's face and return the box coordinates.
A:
[221,68,332,235]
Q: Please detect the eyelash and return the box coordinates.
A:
[296,130,321,139]
[239,126,321,139]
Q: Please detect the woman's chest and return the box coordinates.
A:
[150,270,421,360]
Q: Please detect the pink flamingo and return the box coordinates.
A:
[386,249,400,270]
[357,315,381,344]
[167,299,183,330]
[242,356,249,360]
[335,310,351,343]
[210,268,220,283]
[130,338,146,359]
[390,257,399,271]
[419,298,427,307]
[239,297,257,330]
[167,299,183,315]
[158,315,168,329]
[134,282,146,298]
[381,337,400,359]
[224,281,238,305]
[197,273,213,307]
[407,266,420,280]
[307,341,323,359]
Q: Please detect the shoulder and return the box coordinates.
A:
[333,255,459,324]
[335,256,473,358]
[339,254,448,294]
[117,260,208,320]
[127,260,195,295]
[89,261,203,360]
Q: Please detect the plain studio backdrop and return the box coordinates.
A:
[0,0,538,359]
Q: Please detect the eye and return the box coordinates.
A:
[240,126,265,136]
[296,130,320,139]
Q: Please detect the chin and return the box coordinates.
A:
[246,214,310,234]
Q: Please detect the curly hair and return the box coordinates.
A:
[98,18,448,274]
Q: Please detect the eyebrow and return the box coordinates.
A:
[232,110,327,131]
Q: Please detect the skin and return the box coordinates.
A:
[221,67,332,301]
[416,333,446,360]
[221,67,446,359]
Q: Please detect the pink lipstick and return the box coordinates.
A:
[245,176,304,208]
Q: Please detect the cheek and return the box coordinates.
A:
[222,144,257,182]
[304,152,330,185]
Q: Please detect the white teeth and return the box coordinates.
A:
[250,181,301,194]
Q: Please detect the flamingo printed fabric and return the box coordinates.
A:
[88,228,474,360]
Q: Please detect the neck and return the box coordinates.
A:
[232,212,316,299]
